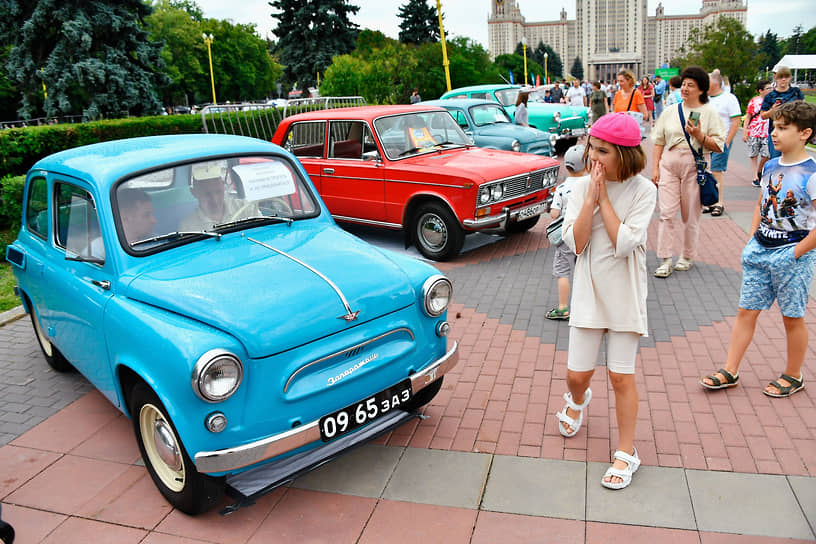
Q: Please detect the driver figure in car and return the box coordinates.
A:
[180,162,256,231]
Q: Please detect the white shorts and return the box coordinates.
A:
[567,327,640,375]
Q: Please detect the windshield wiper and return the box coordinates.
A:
[434,140,463,148]
[399,146,422,157]
[211,214,294,231]
[131,230,221,247]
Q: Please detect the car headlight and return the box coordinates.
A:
[192,349,244,402]
[491,184,504,201]
[553,112,561,123]
[422,275,452,317]
[479,186,491,204]
[511,139,521,152]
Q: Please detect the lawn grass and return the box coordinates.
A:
[0,262,20,312]
[805,93,816,105]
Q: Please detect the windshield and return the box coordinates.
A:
[115,155,319,253]
[373,111,470,159]
[494,89,519,106]
[470,104,512,126]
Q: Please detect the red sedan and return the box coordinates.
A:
[273,105,560,260]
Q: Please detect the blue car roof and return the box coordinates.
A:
[30,134,283,188]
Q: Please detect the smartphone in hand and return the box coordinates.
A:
[689,111,701,126]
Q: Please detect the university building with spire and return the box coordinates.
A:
[488,0,747,81]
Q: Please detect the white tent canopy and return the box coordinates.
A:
[772,55,816,81]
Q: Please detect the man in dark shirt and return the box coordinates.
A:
[550,82,563,103]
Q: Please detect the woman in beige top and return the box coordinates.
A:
[651,66,725,278]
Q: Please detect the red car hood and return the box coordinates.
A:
[392,146,554,183]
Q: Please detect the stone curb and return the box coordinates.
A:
[0,304,25,327]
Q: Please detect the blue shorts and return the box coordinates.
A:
[710,142,731,172]
[739,238,816,318]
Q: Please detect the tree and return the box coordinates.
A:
[672,17,757,92]
[786,25,804,55]
[517,41,563,81]
[269,0,360,90]
[570,57,583,80]
[4,0,169,120]
[494,54,543,85]
[148,1,283,105]
[397,0,439,45]
[757,30,782,73]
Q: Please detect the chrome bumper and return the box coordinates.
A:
[194,341,459,474]
[463,202,549,230]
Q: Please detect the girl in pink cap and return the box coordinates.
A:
[554,112,657,490]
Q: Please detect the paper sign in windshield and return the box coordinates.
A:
[232,161,296,201]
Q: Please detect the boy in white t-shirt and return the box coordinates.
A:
[546,144,587,320]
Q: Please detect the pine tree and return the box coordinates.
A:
[269,0,360,90]
[4,0,169,120]
[757,30,782,71]
[570,57,583,80]
[515,41,563,80]
[397,0,440,45]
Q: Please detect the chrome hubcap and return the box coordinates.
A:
[140,403,185,492]
[153,419,182,471]
[418,213,447,250]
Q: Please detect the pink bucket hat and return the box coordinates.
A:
[589,113,641,147]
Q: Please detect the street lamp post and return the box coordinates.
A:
[522,36,528,85]
[436,0,451,92]
[202,33,217,105]
[544,52,549,84]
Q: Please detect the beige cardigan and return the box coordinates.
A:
[562,174,657,336]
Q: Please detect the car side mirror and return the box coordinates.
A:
[362,150,381,162]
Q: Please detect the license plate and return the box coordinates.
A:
[517,203,544,219]
[319,379,412,441]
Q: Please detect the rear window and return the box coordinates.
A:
[282,121,326,158]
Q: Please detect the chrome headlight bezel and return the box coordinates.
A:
[553,111,562,123]
[192,349,244,403]
[511,139,521,152]
[491,184,504,201]
[422,275,452,317]
[479,186,491,204]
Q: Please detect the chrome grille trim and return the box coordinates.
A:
[283,327,415,393]
[475,166,559,208]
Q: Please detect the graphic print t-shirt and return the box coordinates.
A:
[754,156,816,247]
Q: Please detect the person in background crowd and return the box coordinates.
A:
[555,113,656,490]
[544,88,553,103]
[567,79,586,107]
[410,87,422,104]
[590,81,608,123]
[651,66,725,278]
[653,74,667,119]
[701,101,816,398]
[664,75,683,108]
[641,76,655,126]
[613,69,648,120]
[605,80,615,108]
[551,81,564,104]
[743,79,773,188]
[545,144,586,321]
[761,66,805,160]
[706,70,742,217]
[514,89,530,126]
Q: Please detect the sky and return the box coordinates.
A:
[195,0,814,48]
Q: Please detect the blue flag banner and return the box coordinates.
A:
[509,70,514,84]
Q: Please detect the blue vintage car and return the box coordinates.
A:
[439,84,589,153]
[6,134,458,514]
[422,99,554,156]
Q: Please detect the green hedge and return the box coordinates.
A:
[0,114,205,177]
[0,174,25,260]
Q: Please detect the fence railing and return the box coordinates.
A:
[200,97,366,141]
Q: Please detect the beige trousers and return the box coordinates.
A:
[656,146,701,260]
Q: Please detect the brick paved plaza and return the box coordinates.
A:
[1,139,815,543]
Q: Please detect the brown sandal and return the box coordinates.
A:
[710,204,724,217]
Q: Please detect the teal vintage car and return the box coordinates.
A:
[422,99,553,156]
[440,84,589,153]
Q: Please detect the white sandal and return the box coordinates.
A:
[556,388,592,437]
[601,447,641,490]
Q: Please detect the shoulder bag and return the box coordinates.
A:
[678,106,719,207]
[546,215,564,245]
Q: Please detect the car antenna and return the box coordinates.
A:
[499,74,511,85]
